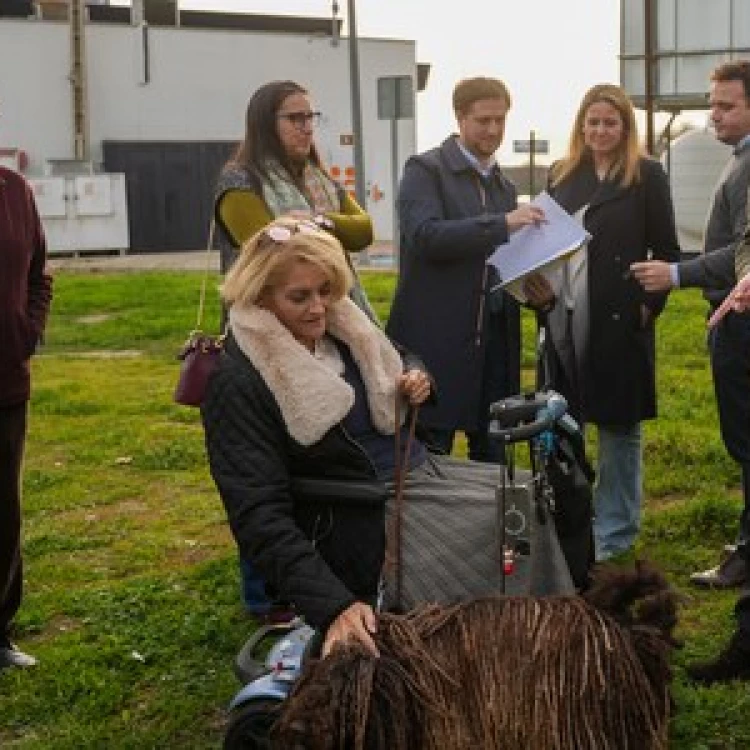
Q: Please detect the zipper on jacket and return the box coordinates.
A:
[309,427,380,552]
[338,423,380,479]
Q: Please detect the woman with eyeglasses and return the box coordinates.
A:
[201,217,533,657]
[214,79,376,320]
[213,81,378,620]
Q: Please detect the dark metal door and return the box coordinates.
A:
[163,144,200,251]
[103,140,236,252]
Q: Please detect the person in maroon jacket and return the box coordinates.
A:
[0,164,52,670]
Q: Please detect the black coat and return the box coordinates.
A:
[202,337,386,631]
[547,157,680,424]
[201,299,419,631]
[386,136,521,432]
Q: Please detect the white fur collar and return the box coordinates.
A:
[229,297,404,446]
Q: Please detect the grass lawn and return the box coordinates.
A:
[1,269,749,748]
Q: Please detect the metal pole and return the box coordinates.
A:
[391,116,399,267]
[644,0,656,155]
[346,0,367,208]
[529,129,536,197]
[70,0,89,160]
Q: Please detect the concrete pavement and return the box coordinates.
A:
[48,241,396,272]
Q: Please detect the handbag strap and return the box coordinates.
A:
[195,220,216,331]
[389,393,419,611]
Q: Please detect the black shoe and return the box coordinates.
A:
[686,631,750,685]
[0,642,38,670]
[690,549,748,589]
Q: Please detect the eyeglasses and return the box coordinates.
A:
[259,215,334,248]
[277,111,322,129]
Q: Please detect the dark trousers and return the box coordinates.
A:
[239,555,271,614]
[708,314,750,547]
[430,316,512,464]
[429,426,502,464]
[737,589,750,639]
[0,403,28,641]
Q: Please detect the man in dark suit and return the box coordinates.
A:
[632,60,750,684]
[632,61,750,591]
[0,159,52,670]
[386,76,548,462]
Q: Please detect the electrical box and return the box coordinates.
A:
[29,178,67,219]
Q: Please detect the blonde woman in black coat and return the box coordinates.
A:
[543,84,679,562]
[201,217,536,657]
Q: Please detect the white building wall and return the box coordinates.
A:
[0,18,418,241]
[0,22,72,171]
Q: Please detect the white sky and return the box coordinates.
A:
[167,0,708,163]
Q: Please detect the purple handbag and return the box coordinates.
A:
[173,332,224,407]
[174,220,224,407]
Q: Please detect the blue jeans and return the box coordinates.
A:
[593,422,642,561]
[239,556,271,615]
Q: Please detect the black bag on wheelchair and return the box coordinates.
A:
[542,419,595,590]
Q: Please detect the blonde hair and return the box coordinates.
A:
[550,83,642,189]
[221,216,354,307]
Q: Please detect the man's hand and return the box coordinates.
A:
[322,602,379,658]
[397,369,431,406]
[522,273,555,311]
[708,271,750,327]
[629,260,674,292]
[506,205,545,234]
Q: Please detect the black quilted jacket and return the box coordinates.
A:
[201,336,388,631]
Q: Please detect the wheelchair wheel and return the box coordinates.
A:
[223,698,282,750]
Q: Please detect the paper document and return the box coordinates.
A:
[488,191,590,302]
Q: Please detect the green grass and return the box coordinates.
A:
[1,270,748,748]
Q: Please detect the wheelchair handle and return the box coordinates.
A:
[488,391,568,444]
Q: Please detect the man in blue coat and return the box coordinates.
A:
[386,77,547,461]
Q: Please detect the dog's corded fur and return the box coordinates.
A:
[273,561,678,750]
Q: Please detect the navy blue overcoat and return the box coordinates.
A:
[386,136,521,432]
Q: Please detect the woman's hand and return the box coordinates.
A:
[322,602,379,658]
[398,369,432,405]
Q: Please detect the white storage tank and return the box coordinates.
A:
[663,128,732,254]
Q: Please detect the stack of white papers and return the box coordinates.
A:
[488,191,591,303]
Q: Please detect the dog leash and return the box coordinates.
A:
[388,392,419,612]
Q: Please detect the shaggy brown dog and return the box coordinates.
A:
[273,561,678,750]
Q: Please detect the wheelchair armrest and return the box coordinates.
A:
[290,477,389,506]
